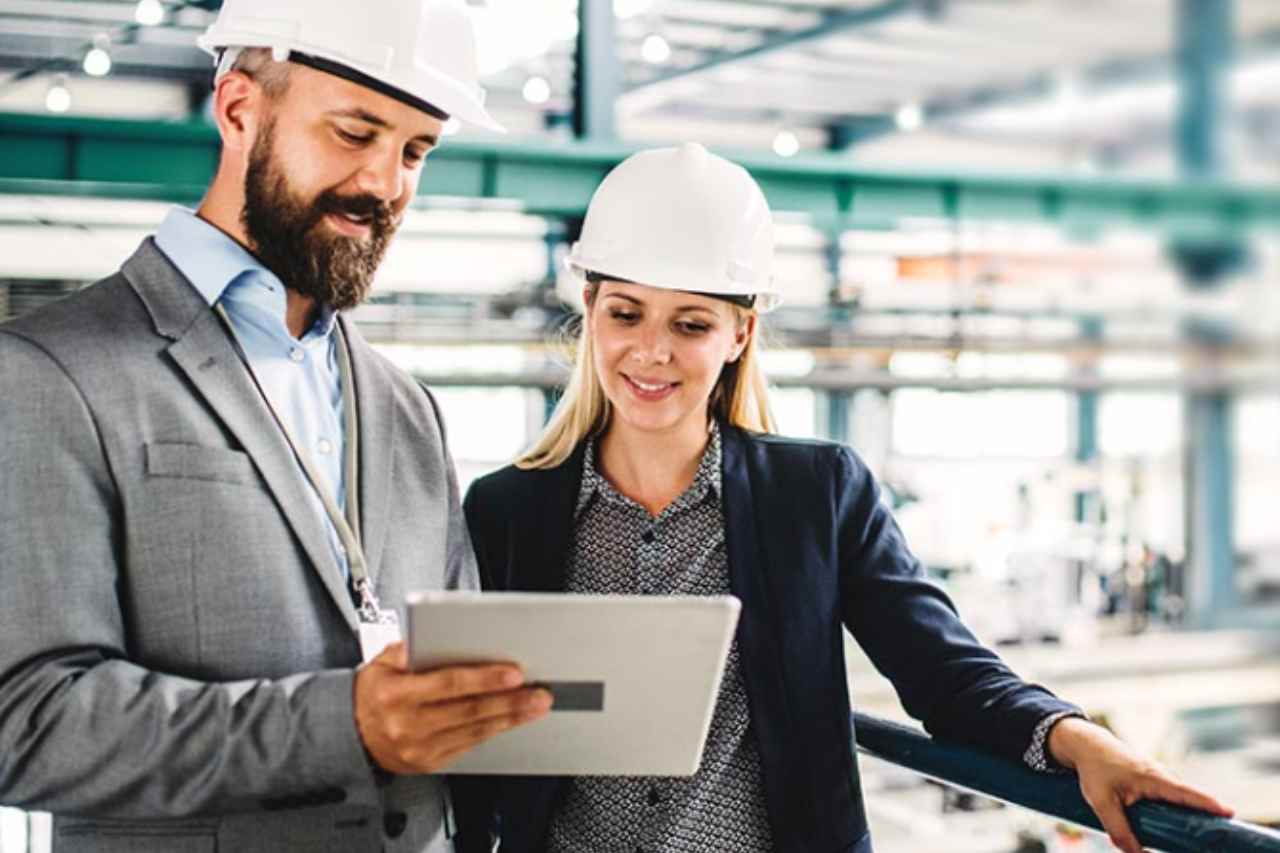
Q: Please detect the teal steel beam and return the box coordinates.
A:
[1173,0,1239,627]
[1184,394,1237,625]
[816,390,851,443]
[853,711,1280,852]
[1177,0,1231,178]
[2,113,1279,230]
[573,0,619,140]
[1074,316,1102,524]
[618,0,916,113]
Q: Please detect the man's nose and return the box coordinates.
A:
[355,149,404,204]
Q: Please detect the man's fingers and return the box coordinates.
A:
[424,705,552,768]
[375,662,525,708]
[369,641,408,670]
[421,687,553,733]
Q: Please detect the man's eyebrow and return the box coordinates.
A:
[327,107,390,127]
[326,108,440,146]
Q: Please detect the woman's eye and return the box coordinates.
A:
[609,311,639,323]
[676,322,710,334]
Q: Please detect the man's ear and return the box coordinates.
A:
[209,72,266,157]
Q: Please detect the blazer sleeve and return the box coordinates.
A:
[834,445,1081,763]
[0,333,380,818]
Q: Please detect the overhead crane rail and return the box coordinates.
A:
[1,112,1278,233]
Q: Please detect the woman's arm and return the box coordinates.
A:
[834,446,1078,759]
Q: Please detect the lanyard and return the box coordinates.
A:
[213,303,387,623]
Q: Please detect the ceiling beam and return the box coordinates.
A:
[617,0,919,115]
[0,112,1276,234]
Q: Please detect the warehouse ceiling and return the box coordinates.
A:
[0,0,1277,179]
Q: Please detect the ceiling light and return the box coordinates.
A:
[45,76,71,113]
[772,130,800,158]
[895,102,924,132]
[641,34,671,65]
[135,0,165,26]
[522,76,551,105]
[615,0,653,18]
[83,36,112,77]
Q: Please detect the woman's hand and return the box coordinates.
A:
[1047,717,1234,853]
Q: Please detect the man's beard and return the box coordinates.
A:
[241,121,398,312]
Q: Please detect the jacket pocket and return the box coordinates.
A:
[56,822,216,853]
[146,442,260,487]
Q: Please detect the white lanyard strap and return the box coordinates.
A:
[212,304,384,621]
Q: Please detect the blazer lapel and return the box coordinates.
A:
[124,240,360,634]
[720,426,794,821]
[522,444,586,593]
[340,317,395,585]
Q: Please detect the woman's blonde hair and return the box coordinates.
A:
[516,279,776,470]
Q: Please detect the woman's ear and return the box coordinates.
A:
[728,313,757,363]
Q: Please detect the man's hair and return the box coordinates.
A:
[229,47,291,99]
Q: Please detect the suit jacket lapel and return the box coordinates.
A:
[124,240,360,634]
[340,316,395,585]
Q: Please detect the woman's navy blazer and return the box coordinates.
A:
[453,425,1079,853]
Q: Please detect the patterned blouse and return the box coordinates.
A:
[546,424,1075,853]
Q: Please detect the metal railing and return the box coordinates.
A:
[852,712,1280,853]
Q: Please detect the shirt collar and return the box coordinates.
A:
[154,206,339,338]
[575,422,723,520]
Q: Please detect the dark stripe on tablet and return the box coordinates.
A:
[535,681,605,712]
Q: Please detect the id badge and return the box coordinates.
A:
[358,610,402,663]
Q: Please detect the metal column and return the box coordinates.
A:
[1074,317,1102,524]
[817,391,852,443]
[573,0,620,140]
[1175,0,1238,626]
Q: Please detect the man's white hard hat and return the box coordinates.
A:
[198,0,504,133]
[566,143,780,312]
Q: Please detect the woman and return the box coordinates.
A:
[455,143,1229,853]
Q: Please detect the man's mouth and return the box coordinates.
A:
[325,211,374,237]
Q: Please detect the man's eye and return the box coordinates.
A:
[404,148,428,165]
[337,129,373,145]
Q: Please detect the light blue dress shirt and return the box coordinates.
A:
[155,207,352,579]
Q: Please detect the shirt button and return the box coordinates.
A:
[317,438,334,455]
[641,530,656,544]
[383,810,408,838]
[647,787,660,807]
[289,348,304,363]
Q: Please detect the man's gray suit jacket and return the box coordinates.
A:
[0,239,479,852]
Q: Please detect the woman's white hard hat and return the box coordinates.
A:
[198,0,504,133]
[566,142,781,312]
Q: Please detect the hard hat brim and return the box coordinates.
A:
[198,35,506,134]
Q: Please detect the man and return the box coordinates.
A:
[0,2,547,850]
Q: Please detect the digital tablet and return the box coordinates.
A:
[405,591,742,776]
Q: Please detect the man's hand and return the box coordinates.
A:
[354,642,552,775]
[1048,717,1234,853]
